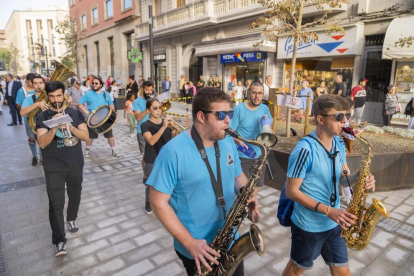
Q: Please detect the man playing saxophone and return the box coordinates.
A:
[282,94,375,276]
[147,88,260,276]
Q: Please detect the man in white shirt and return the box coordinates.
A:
[263,75,274,101]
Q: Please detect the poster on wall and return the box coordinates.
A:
[285,95,302,109]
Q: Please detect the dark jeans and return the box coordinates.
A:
[6,96,22,123]
[44,166,83,245]
[176,250,244,276]
[382,113,394,126]
[113,98,118,111]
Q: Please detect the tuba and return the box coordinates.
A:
[340,131,390,250]
[195,128,277,276]
[27,60,77,133]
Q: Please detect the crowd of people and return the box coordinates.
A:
[0,70,410,276]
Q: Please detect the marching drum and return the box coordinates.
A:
[87,105,118,134]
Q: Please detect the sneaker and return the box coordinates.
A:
[112,150,121,158]
[39,157,43,165]
[55,242,67,257]
[144,204,153,215]
[84,149,90,158]
[31,157,38,166]
[67,220,79,234]
[130,133,135,138]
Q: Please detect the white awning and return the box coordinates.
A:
[382,16,414,59]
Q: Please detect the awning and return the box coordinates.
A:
[382,16,414,59]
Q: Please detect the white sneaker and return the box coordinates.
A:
[130,133,135,138]
[112,150,121,158]
[55,242,67,257]
[84,149,90,158]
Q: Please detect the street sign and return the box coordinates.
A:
[128,49,142,63]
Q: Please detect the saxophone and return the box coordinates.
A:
[194,128,276,276]
[340,132,390,251]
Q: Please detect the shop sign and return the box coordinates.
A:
[277,25,363,59]
[285,95,302,109]
[154,53,166,62]
[220,52,264,64]
[128,49,142,63]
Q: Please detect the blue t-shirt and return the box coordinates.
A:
[132,97,149,133]
[78,90,113,112]
[146,132,243,259]
[287,131,347,232]
[16,88,35,105]
[21,94,40,123]
[299,87,314,109]
[229,103,273,159]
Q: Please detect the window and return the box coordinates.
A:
[123,0,132,10]
[92,8,98,25]
[155,0,162,16]
[70,0,75,6]
[95,41,100,75]
[177,0,185,8]
[81,15,86,30]
[108,37,115,77]
[106,0,113,18]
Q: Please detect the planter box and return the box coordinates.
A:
[264,149,414,191]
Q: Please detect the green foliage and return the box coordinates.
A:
[0,48,12,70]
[7,43,23,74]
[55,15,81,73]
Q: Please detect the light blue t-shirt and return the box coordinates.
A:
[229,103,273,159]
[21,94,40,123]
[132,97,149,133]
[146,132,243,259]
[287,131,347,232]
[78,90,113,113]
[299,87,314,109]
[16,88,35,105]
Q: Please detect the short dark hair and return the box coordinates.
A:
[312,94,348,120]
[127,93,137,101]
[192,88,230,120]
[129,75,135,80]
[32,74,44,82]
[45,81,65,94]
[92,76,104,87]
[142,81,153,88]
[146,98,160,110]
[248,81,263,93]
[26,73,36,81]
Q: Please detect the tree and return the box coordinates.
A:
[250,0,345,137]
[55,15,81,74]
[0,48,12,71]
[7,43,23,75]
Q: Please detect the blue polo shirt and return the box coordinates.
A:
[16,88,35,105]
[229,102,273,158]
[21,94,40,123]
[78,90,113,112]
[146,132,242,259]
[287,131,347,232]
[132,97,149,133]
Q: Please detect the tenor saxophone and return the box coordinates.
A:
[194,128,276,276]
[340,131,390,251]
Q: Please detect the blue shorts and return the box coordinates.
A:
[290,222,348,270]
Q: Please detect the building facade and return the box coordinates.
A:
[70,0,140,86]
[0,30,6,49]
[5,8,69,75]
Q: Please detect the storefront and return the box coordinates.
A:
[277,23,364,96]
[154,53,166,94]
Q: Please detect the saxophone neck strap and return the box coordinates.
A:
[191,126,226,219]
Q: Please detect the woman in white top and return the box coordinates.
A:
[233,81,246,105]
[110,80,119,111]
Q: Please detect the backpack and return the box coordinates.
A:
[405,98,414,116]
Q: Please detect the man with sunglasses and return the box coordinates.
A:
[77,76,121,158]
[229,81,273,189]
[147,88,260,276]
[282,94,375,276]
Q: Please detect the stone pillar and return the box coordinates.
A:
[176,43,183,77]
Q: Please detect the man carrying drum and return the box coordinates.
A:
[77,76,121,158]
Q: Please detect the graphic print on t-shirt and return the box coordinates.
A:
[227,153,234,166]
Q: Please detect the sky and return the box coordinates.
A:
[0,0,69,29]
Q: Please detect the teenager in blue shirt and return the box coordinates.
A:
[229,81,272,188]
[147,88,260,276]
[282,94,376,276]
[77,76,120,158]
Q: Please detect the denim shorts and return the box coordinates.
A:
[290,222,348,270]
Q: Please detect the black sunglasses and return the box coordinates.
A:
[202,110,234,120]
[321,113,351,121]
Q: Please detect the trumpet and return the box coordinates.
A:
[56,103,79,147]
[154,91,188,134]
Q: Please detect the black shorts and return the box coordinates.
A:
[87,125,113,139]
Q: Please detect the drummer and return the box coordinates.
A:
[77,76,121,158]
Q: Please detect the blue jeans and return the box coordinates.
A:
[25,121,42,158]
[113,98,118,111]
[290,222,348,270]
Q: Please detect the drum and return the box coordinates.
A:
[87,105,117,134]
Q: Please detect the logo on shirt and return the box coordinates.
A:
[227,153,234,166]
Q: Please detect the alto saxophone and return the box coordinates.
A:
[340,131,390,250]
[194,128,276,276]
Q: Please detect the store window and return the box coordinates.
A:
[395,61,414,93]
[364,51,392,102]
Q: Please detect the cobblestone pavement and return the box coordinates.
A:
[1,103,414,276]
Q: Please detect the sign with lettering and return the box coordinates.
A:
[277,24,363,59]
[220,52,264,64]
[154,53,166,62]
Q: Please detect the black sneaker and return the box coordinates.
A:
[31,157,38,166]
[67,220,79,234]
[144,204,153,215]
[19,121,23,125]
[55,242,67,257]
[39,158,43,165]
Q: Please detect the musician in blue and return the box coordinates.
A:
[77,76,120,158]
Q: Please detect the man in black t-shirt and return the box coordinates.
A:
[334,75,346,97]
[36,81,89,258]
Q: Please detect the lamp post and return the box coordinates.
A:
[149,5,154,82]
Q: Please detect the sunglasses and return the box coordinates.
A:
[92,82,100,85]
[321,113,351,121]
[202,110,234,120]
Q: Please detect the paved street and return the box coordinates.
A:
[1,102,414,276]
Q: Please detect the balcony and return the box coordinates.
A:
[137,0,262,39]
[303,0,348,17]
